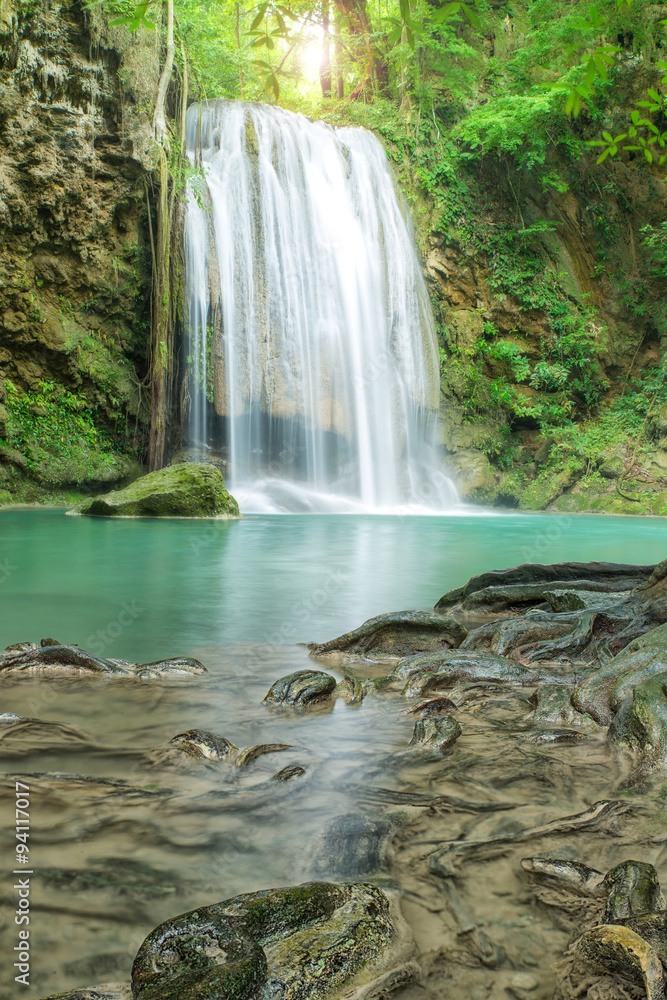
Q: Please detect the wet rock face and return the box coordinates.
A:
[130,882,409,1000]
[73,463,240,518]
[0,1,157,493]
[308,611,468,659]
[434,561,656,614]
[263,670,337,707]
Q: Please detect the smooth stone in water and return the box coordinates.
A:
[168,730,239,761]
[509,972,539,991]
[0,642,207,679]
[272,765,306,781]
[263,670,337,707]
[408,716,462,753]
[308,610,467,659]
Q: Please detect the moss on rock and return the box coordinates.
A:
[73,463,240,518]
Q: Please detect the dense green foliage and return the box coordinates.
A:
[1,380,128,486]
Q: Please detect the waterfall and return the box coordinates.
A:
[183,100,457,513]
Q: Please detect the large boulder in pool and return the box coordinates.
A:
[435,561,656,614]
[71,463,240,518]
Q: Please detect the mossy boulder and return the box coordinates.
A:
[72,463,240,518]
[129,882,414,1000]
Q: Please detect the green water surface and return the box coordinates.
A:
[0,509,664,659]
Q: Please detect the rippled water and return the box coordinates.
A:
[1,509,666,999]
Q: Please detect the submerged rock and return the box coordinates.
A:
[407,715,462,752]
[130,881,416,1000]
[168,730,238,761]
[308,610,467,659]
[435,560,655,614]
[526,685,598,730]
[263,670,337,707]
[72,462,240,518]
[0,642,206,678]
[308,815,394,879]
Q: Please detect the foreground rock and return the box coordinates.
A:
[72,462,240,518]
[40,882,416,1000]
[388,649,570,697]
[308,611,467,659]
[524,856,667,999]
[131,882,413,1000]
[407,716,462,753]
[462,600,667,665]
[0,640,206,678]
[263,670,337,707]
[435,560,655,614]
[572,623,667,726]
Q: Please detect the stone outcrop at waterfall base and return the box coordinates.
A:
[70,463,240,517]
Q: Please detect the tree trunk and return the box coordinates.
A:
[148,0,176,471]
[320,0,331,98]
[333,0,386,94]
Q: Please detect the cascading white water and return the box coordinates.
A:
[183,100,457,513]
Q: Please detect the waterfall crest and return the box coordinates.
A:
[183,100,457,513]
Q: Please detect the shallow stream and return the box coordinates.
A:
[1,509,666,999]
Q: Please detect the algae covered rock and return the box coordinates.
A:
[130,881,416,1000]
[263,670,337,707]
[408,715,462,753]
[72,462,240,518]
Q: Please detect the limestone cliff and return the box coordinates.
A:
[0,0,156,502]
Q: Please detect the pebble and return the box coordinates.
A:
[509,973,539,991]
[471,988,489,1000]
